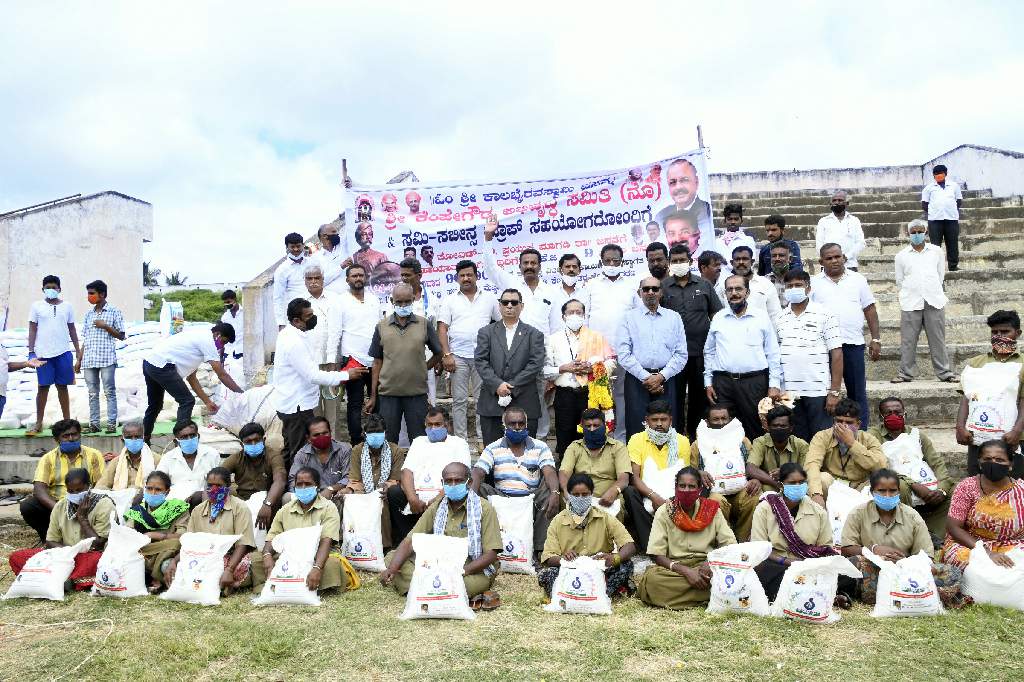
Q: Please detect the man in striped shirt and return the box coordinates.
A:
[776,269,844,441]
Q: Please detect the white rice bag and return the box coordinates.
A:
[863,548,944,617]
[706,541,773,616]
[342,492,386,572]
[91,488,138,523]
[92,521,152,598]
[881,429,939,506]
[827,481,871,545]
[696,418,747,495]
[543,556,611,615]
[161,532,241,606]
[400,533,474,620]
[490,494,535,575]
[641,457,685,513]
[963,544,1024,612]
[770,555,862,624]
[246,491,269,550]
[252,524,322,606]
[3,538,96,601]
[401,463,443,514]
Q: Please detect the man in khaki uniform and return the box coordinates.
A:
[690,405,759,541]
[559,409,631,518]
[223,422,288,531]
[746,405,810,493]
[806,398,887,505]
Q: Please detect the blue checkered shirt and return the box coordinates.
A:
[82,303,125,368]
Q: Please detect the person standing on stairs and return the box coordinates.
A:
[921,164,963,272]
[815,190,866,271]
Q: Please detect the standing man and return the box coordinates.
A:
[713,203,756,262]
[645,242,670,281]
[27,275,80,437]
[892,219,955,384]
[921,164,963,271]
[391,257,438,410]
[274,298,364,467]
[337,264,382,445]
[474,288,546,445]
[273,232,310,330]
[78,280,125,434]
[660,243,722,438]
[219,289,245,390]
[765,242,795,308]
[584,243,638,440]
[777,270,844,440]
[314,220,353,293]
[303,264,343,431]
[616,277,688,438]
[698,250,724,289]
[437,259,500,443]
[142,323,243,442]
[757,214,802,276]
[364,284,443,445]
[811,243,881,427]
[715,246,782,323]
[548,253,584,332]
[704,275,783,439]
[815,190,866,271]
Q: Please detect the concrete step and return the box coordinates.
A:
[713,195,1015,213]
[864,267,1024,297]
[734,206,1024,226]
[865,342,985,382]
[867,315,987,344]
[873,289,1024,320]
[865,379,962,422]
[854,250,1016,274]
[792,233,1024,257]
[735,217,1024,243]
[0,434,175,484]
[711,187,993,201]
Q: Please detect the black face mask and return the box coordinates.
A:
[981,461,1010,483]
[831,204,845,215]
[223,303,233,310]
[769,428,791,444]
[327,234,341,248]
[728,300,745,314]
[304,314,318,331]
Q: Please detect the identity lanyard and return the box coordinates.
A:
[565,331,578,362]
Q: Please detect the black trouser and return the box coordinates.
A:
[928,219,960,269]
[711,369,769,439]
[278,408,315,471]
[622,485,655,554]
[344,375,370,445]
[967,443,1024,477]
[378,394,429,445]
[19,495,51,543]
[553,386,589,458]
[386,485,422,547]
[480,415,538,448]
[624,371,677,438]
[675,355,707,439]
[792,396,832,442]
[142,360,194,440]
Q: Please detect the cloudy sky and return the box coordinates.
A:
[2,1,1022,283]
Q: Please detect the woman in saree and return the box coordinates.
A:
[124,470,190,592]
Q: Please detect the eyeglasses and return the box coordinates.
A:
[499,300,521,307]
[640,286,661,293]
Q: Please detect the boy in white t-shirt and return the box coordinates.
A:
[26,275,80,436]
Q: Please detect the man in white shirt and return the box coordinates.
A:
[713,203,757,264]
[777,270,844,441]
[337,263,382,444]
[27,274,80,436]
[438,259,500,443]
[313,219,353,293]
[155,419,223,505]
[548,253,585,333]
[810,243,882,427]
[274,298,365,467]
[142,323,243,443]
[921,164,964,271]
[815,190,866,270]
[219,289,245,390]
[273,232,311,329]
[303,264,344,432]
[714,246,782,325]
[893,219,955,384]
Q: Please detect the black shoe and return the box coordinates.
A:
[82,424,100,434]
[948,265,959,271]
[105,424,117,434]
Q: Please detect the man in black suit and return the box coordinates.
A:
[474,288,546,445]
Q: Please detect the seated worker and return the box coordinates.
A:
[943,439,1024,570]
[636,467,736,609]
[346,414,405,550]
[386,407,472,547]
[805,398,887,506]
[380,462,503,611]
[165,467,256,592]
[97,421,161,490]
[622,399,696,552]
[20,418,106,542]
[559,408,631,519]
[155,420,224,506]
[746,405,809,493]
[690,404,758,541]
[254,467,353,594]
[750,463,835,600]
[124,470,190,592]
[472,406,561,557]
[9,467,115,592]
[289,416,355,503]
[222,422,287,531]
[867,396,954,537]
[539,473,637,600]
[843,468,966,608]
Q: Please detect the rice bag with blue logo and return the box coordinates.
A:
[252,524,322,606]
[400,533,474,620]
[706,541,773,616]
[544,556,611,615]
[490,494,535,575]
[92,520,151,598]
[161,532,241,606]
[863,548,943,617]
[342,492,386,572]
[770,555,862,624]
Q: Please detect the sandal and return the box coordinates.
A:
[940,375,959,383]
[24,428,40,437]
[834,593,853,609]
[478,590,502,611]
[889,376,911,384]
[468,594,485,612]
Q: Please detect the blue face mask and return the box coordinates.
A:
[124,438,145,455]
[43,288,60,301]
[393,304,414,318]
[873,493,900,512]
[244,442,265,458]
[178,436,199,455]
[143,492,167,508]
[294,486,318,505]
[426,427,448,443]
[505,427,529,445]
[583,426,607,450]
[59,440,81,454]
[443,482,469,502]
[783,482,808,502]
[65,490,88,505]
[909,232,927,246]
[365,432,386,449]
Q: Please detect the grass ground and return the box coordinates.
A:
[0,521,1021,682]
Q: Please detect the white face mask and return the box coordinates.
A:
[564,314,585,331]
[602,265,621,278]
[783,288,808,305]
[561,274,578,287]
[669,263,690,278]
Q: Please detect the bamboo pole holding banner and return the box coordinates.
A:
[696,124,704,151]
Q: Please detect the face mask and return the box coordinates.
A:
[772,262,789,276]
[505,427,529,445]
[224,303,234,310]
[178,436,199,455]
[583,425,607,450]
[992,335,1018,355]
[365,432,385,449]
[882,414,906,432]
[934,173,946,183]
[393,304,414,318]
[497,394,512,408]
[645,425,671,446]
[768,428,791,443]
[567,494,592,518]
[143,492,167,508]
[206,483,228,504]
[426,427,448,443]
[872,493,900,512]
[783,288,808,305]
[602,265,621,278]
[831,204,845,215]
[244,442,265,458]
[669,263,690,278]
[728,300,746,314]
[59,440,81,454]
[288,253,304,262]
[327,234,341,248]
[43,288,60,300]
[564,314,585,332]
[443,481,469,502]
[909,232,927,246]
[561,274,578,287]
[87,293,100,305]
[675,489,701,509]
[214,337,225,352]
[304,315,318,331]
[783,482,808,502]
[123,438,145,455]
[294,486,318,505]
[310,434,332,450]
[981,461,1011,483]
[65,490,88,505]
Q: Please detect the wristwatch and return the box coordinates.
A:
[870,338,881,344]
[263,500,273,507]
[827,389,841,397]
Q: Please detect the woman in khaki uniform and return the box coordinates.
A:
[637,467,736,609]
[124,470,189,591]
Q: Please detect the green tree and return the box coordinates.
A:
[143,261,161,286]
[145,289,226,323]
[165,272,189,286]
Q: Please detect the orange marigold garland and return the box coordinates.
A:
[587,360,615,433]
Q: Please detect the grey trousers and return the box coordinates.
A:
[898,305,953,380]
[536,376,551,439]
[478,483,556,552]
[451,355,483,442]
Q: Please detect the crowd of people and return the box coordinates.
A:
[7,165,1024,613]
